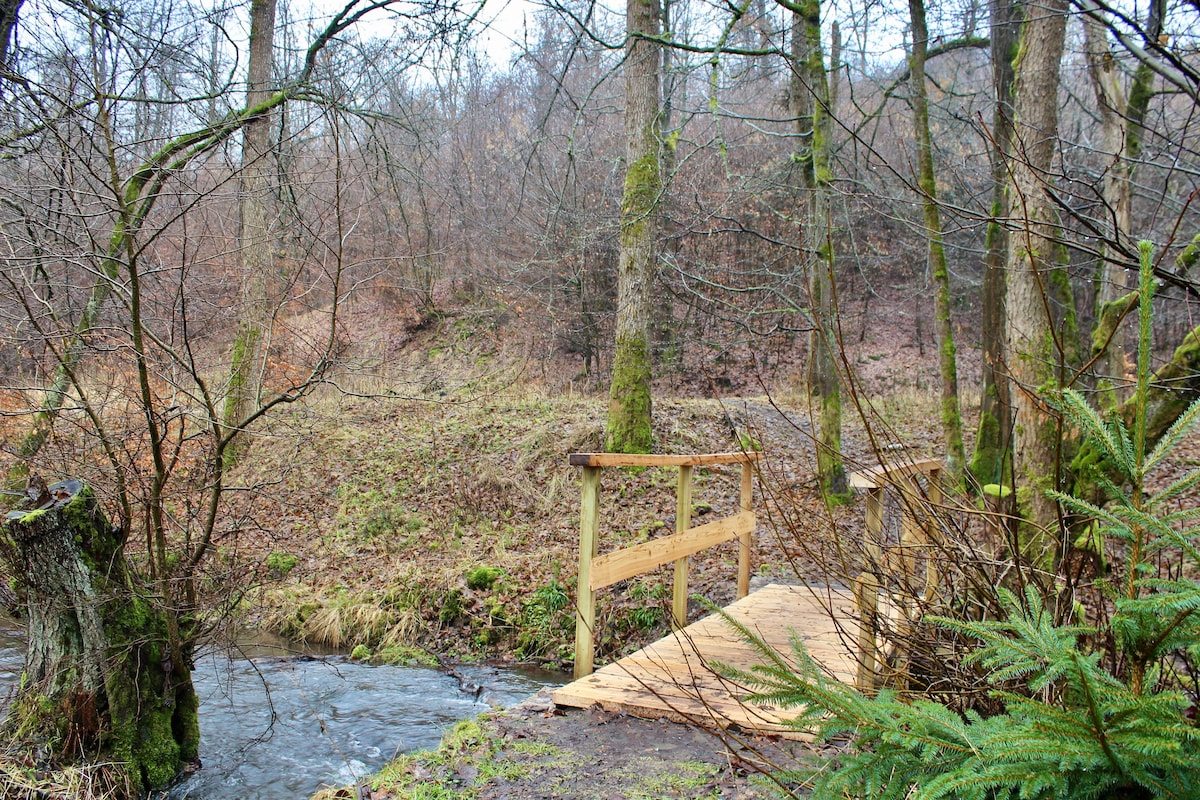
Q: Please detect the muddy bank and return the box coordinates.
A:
[345,690,822,800]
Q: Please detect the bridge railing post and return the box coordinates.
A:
[738,461,753,598]
[568,452,760,680]
[850,458,943,693]
[858,486,884,691]
[574,466,600,680]
[672,465,693,628]
[855,571,879,692]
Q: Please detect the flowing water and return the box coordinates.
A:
[0,625,564,800]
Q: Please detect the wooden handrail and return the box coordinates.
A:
[569,452,761,468]
[849,457,942,489]
[570,452,759,679]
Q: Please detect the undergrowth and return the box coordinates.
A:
[726,242,1200,799]
[248,395,748,664]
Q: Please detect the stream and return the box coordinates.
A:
[0,626,564,800]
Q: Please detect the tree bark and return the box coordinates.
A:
[605,0,661,454]
[1004,0,1069,567]
[909,0,966,488]
[224,0,279,450]
[0,0,20,71]
[1082,0,1162,409]
[2,482,198,793]
[792,0,847,501]
[969,0,1020,489]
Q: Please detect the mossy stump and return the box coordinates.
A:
[2,481,199,795]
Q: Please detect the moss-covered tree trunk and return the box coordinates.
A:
[224,0,279,453]
[969,0,1020,489]
[0,0,20,69]
[1072,321,1200,503]
[791,0,848,502]
[2,481,198,794]
[1082,0,1160,410]
[605,0,661,454]
[1004,0,1068,568]
[909,0,966,488]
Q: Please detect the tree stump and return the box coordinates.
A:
[3,480,198,794]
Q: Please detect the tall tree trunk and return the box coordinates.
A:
[2,482,199,793]
[0,0,20,71]
[969,0,1020,488]
[605,0,661,454]
[1004,0,1069,567]
[792,0,847,501]
[1083,0,1162,409]
[224,0,278,449]
[909,0,966,488]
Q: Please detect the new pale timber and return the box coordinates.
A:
[556,450,941,735]
[850,458,944,690]
[569,451,759,680]
[553,583,858,738]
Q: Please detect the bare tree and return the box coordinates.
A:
[1004,0,1070,565]
[969,0,1020,488]
[908,0,966,487]
[790,0,848,501]
[0,0,471,792]
[606,0,662,452]
[223,0,279,450]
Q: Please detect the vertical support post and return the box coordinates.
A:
[737,461,753,598]
[855,571,879,693]
[574,466,601,679]
[899,478,919,592]
[924,467,942,603]
[672,465,693,627]
[864,486,883,573]
[857,485,884,691]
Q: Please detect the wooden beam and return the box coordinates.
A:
[855,571,879,693]
[737,462,753,598]
[590,511,756,591]
[864,486,883,571]
[672,465,693,628]
[574,466,601,679]
[569,452,762,468]
[849,458,943,489]
[924,468,943,603]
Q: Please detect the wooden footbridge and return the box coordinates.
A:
[552,452,943,738]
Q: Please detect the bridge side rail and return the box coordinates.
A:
[849,457,944,691]
[568,451,762,679]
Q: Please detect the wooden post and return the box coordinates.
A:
[855,571,878,692]
[924,468,942,603]
[899,478,920,592]
[864,486,883,573]
[738,461,753,598]
[672,465,693,627]
[858,485,884,691]
[574,466,601,679]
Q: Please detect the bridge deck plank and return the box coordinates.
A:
[552,584,860,739]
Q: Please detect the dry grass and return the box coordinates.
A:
[0,745,131,800]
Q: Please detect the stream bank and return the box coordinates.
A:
[350,690,823,800]
[0,623,563,800]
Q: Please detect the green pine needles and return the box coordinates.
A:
[721,242,1200,799]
